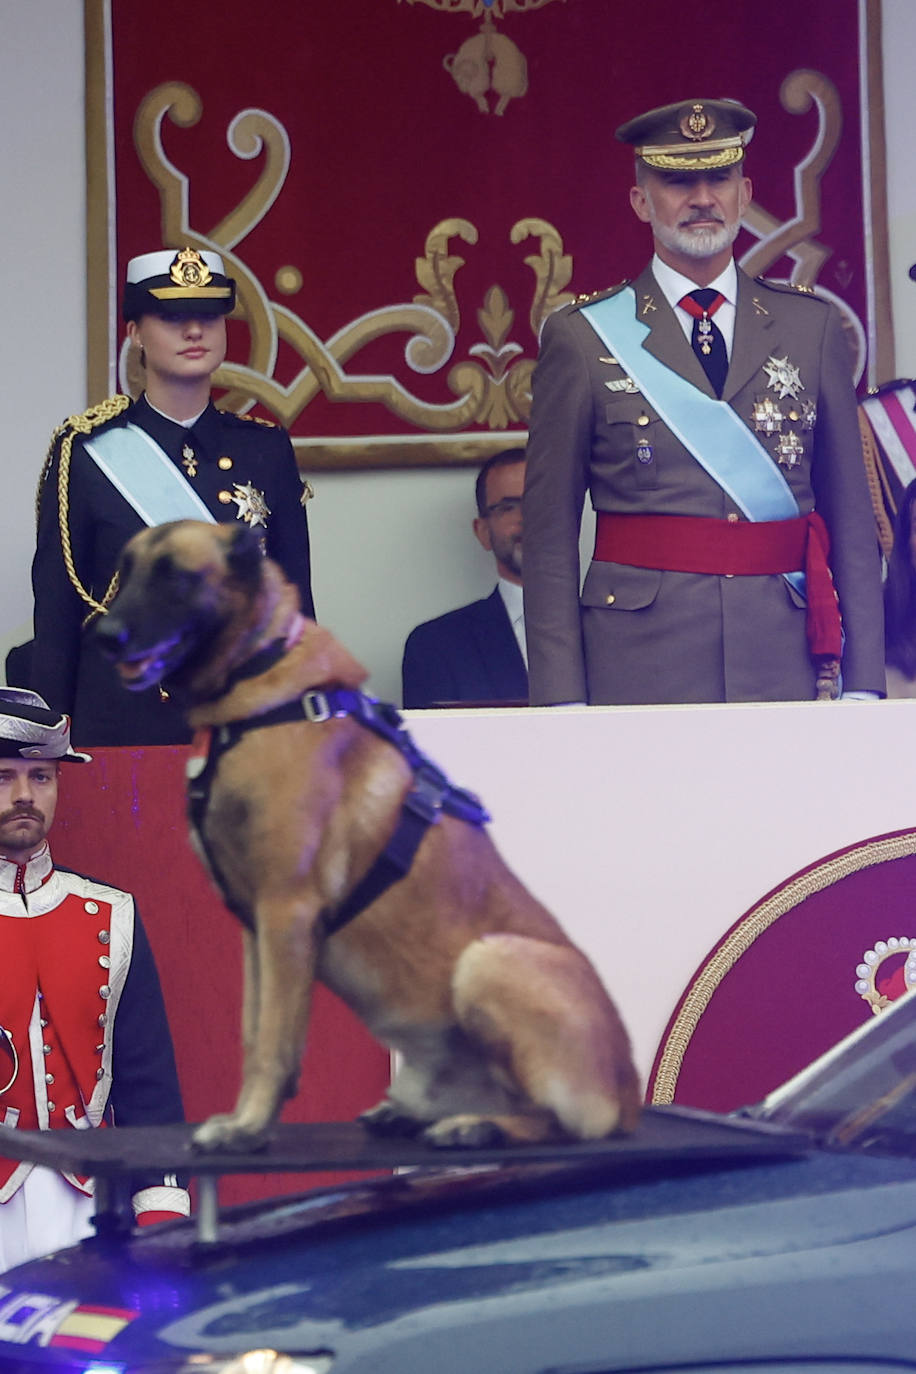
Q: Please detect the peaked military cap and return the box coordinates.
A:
[615,98,757,170]
[122,246,236,321]
[0,688,91,762]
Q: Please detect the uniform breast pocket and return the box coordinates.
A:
[604,405,661,489]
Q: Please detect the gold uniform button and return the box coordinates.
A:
[218,490,233,504]
[218,456,233,470]
[606,594,616,605]
[637,414,650,427]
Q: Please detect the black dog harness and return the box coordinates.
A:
[186,675,490,935]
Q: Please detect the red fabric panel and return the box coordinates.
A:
[649,833,916,1113]
[51,746,390,1205]
[108,0,868,448]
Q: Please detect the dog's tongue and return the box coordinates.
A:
[116,654,158,686]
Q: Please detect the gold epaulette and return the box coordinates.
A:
[572,281,629,306]
[224,409,278,428]
[755,277,818,296]
[38,393,133,623]
[570,281,630,311]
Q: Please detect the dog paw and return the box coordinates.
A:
[423,1115,509,1149]
[358,1100,424,1138]
[191,1114,271,1154]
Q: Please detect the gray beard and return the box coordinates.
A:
[654,217,740,261]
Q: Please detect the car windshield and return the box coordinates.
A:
[746,989,916,1156]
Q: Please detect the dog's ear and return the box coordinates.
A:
[224,522,265,586]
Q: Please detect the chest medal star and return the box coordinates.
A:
[231,482,271,528]
[763,355,804,400]
[775,431,805,469]
[751,397,784,434]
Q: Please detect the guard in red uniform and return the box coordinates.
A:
[0,688,188,1270]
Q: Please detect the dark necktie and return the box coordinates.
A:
[679,288,728,397]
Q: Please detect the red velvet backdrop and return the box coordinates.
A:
[51,747,389,1206]
[103,0,871,465]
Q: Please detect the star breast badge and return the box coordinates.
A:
[763,355,804,400]
[231,482,271,528]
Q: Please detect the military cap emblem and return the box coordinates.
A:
[680,103,714,142]
[170,248,213,290]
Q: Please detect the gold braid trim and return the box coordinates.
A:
[857,406,895,558]
[650,829,916,1104]
[38,395,133,625]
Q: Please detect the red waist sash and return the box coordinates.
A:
[593,511,842,658]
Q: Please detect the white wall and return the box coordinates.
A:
[0,2,86,675]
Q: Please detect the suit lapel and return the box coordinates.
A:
[722,270,777,402]
[633,265,716,398]
[473,589,527,695]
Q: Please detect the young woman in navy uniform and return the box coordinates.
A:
[28,248,315,746]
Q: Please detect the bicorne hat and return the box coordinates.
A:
[0,688,91,763]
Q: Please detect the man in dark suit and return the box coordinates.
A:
[402,449,528,708]
[522,98,885,706]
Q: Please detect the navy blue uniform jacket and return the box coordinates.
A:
[29,394,314,746]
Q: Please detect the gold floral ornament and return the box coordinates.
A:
[124,84,565,464]
[416,217,574,426]
[400,0,565,116]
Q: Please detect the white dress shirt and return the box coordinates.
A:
[650,255,738,359]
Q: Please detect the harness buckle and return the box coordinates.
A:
[301,690,332,722]
[404,764,448,824]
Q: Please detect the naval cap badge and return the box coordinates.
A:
[170,247,213,290]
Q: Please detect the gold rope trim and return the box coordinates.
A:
[37,395,132,623]
[858,405,895,557]
[650,829,916,1104]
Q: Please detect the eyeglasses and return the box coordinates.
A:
[484,497,522,518]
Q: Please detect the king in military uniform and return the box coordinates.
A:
[28,248,315,746]
[522,98,885,705]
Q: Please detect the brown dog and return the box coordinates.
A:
[96,519,641,1152]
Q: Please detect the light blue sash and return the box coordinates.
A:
[84,424,216,527]
[581,288,805,596]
